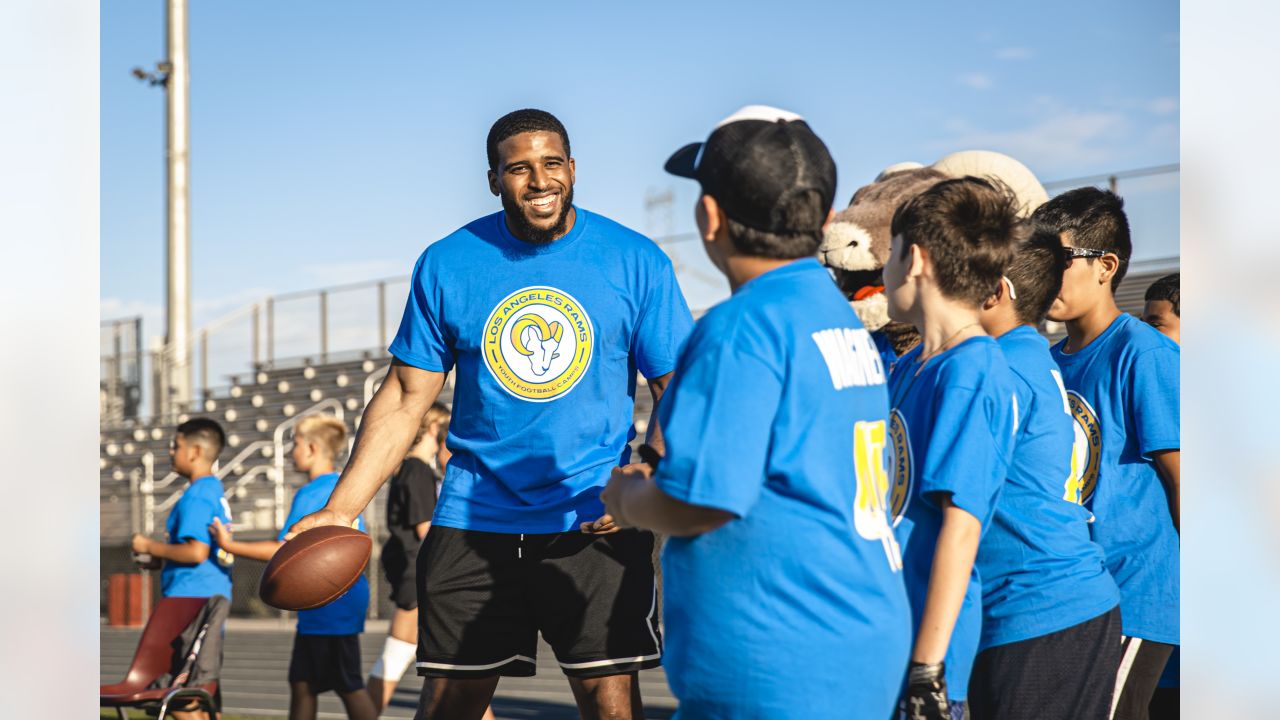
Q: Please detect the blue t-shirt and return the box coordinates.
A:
[1051,313,1180,644]
[161,475,234,599]
[888,336,1017,701]
[871,329,900,374]
[977,326,1119,650]
[655,259,912,719]
[389,207,694,533]
[278,472,369,635]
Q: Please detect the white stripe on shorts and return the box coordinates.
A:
[558,652,662,671]
[1110,635,1143,719]
[416,654,536,672]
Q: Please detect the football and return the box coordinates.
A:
[259,525,372,611]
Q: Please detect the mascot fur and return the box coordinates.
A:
[818,150,1049,363]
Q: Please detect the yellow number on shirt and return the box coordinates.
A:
[853,420,903,571]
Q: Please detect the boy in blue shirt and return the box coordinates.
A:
[1142,273,1180,346]
[1142,273,1179,720]
[602,105,911,720]
[285,109,693,720]
[968,229,1122,719]
[130,417,234,720]
[1036,188,1180,720]
[209,415,375,720]
[881,177,1021,720]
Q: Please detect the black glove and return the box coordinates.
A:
[901,660,950,720]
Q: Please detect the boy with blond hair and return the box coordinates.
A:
[209,414,375,720]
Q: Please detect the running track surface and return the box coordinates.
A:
[100,618,678,719]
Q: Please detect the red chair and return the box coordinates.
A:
[100,596,221,720]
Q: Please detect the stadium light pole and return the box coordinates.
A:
[166,0,193,415]
[135,0,192,418]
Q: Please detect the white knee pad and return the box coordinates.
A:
[369,636,417,681]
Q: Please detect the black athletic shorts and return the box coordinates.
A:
[288,633,365,694]
[968,606,1122,720]
[415,526,662,679]
[381,541,419,611]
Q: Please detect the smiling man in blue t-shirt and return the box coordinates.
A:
[968,229,1122,720]
[285,109,693,720]
[603,106,912,719]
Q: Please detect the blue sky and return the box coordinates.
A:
[102,0,1178,335]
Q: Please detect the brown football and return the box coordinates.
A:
[259,525,371,611]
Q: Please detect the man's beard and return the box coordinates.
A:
[502,186,574,244]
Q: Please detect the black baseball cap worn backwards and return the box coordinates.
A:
[665,105,837,235]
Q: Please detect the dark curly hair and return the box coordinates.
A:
[486,109,571,171]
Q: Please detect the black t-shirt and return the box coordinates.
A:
[383,457,439,561]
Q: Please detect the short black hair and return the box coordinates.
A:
[486,109,571,172]
[176,417,225,459]
[1005,226,1068,326]
[1145,273,1180,316]
[724,193,830,261]
[1031,186,1132,292]
[891,176,1023,307]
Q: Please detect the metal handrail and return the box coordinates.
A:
[215,440,273,480]
[273,398,345,528]
[358,364,391,429]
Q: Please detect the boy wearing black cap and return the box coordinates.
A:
[603,106,912,719]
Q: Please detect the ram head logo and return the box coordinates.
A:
[510,314,564,377]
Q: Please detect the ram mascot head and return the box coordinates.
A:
[511,314,564,377]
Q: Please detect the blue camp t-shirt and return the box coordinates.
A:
[871,329,900,375]
[389,207,693,533]
[161,475,234,599]
[1051,313,1180,644]
[278,473,369,635]
[889,336,1017,701]
[977,326,1119,650]
[656,259,912,719]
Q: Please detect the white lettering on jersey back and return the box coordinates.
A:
[811,327,887,390]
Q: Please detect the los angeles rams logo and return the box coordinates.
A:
[1067,391,1101,505]
[888,409,913,525]
[482,286,594,402]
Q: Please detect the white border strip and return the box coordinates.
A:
[559,652,662,671]
[1110,636,1143,719]
[417,654,536,672]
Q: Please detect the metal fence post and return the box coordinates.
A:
[319,290,328,363]
[377,281,386,353]
[252,303,260,368]
[200,330,208,395]
[266,297,275,366]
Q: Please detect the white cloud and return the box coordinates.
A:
[996,46,1033,60]
[1148,97,1179,115]
[958,73,994,90]
[929,110,1130,174]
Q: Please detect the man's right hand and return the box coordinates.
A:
[283,508,354,541]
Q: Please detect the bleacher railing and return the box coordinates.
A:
[134,400,346,536]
